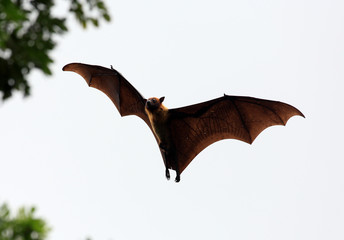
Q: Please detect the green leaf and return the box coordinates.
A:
[90,18,99,27]
[103,13,111,22]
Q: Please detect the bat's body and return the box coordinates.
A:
[145,97,181,181]
[63,63,304,182]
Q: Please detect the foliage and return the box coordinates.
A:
[0,203,50,240]
[0,0,111,100]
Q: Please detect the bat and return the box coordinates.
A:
[63,63,304,182]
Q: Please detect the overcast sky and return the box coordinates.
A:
[1,0,343,240]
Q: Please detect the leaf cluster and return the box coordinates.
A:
[0,203,50,240]
[0,0,111,100]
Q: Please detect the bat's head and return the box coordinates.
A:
[146,97,165,111]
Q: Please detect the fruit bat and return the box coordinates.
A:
[63,63,304,182]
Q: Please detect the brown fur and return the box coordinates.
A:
[145,97,170,149]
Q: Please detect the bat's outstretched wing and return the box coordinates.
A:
[63,63,150,127]
[168,95,304,173]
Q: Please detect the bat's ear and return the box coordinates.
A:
[159,96,165,103]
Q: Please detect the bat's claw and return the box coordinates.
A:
[175,174,180,183]
[165,169,170,180]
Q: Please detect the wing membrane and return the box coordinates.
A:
[63,63,149,126]
[169,95,304,172]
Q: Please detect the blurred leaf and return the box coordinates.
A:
[90,18,99,27]
[103,13,111,21]
[0,203,50,240]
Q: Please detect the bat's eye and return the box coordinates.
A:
[152,99,156,103]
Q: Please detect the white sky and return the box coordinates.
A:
[1,0,344,239]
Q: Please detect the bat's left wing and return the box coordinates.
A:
[63,63,150,127]
[168,95,304,173]
[63,63,169,169]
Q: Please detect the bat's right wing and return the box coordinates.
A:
[168,95,304,173]
[63,63,150,127]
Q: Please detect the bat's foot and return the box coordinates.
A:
[175,174,180,183]
[165,169,170,180]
